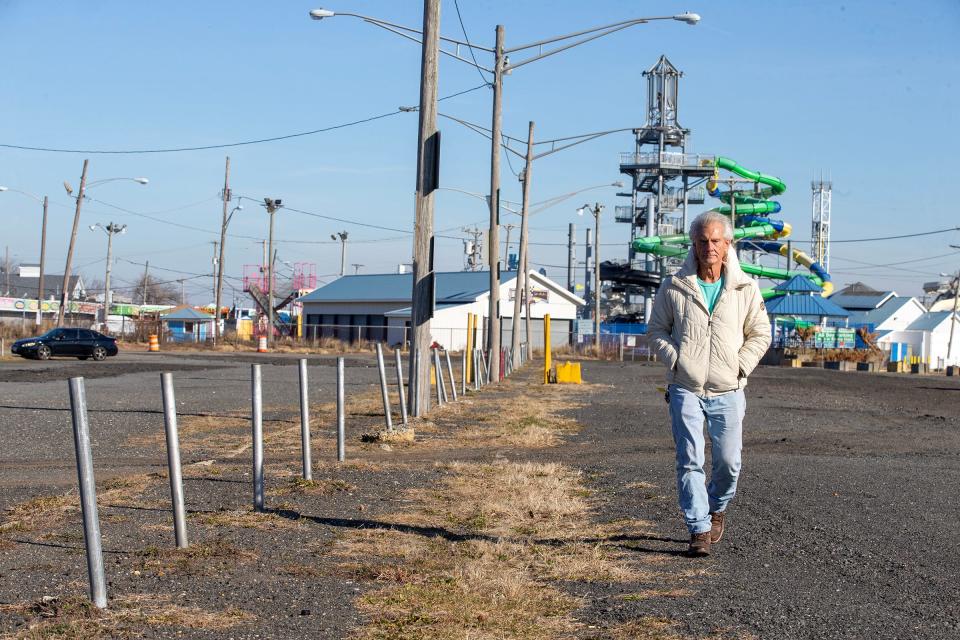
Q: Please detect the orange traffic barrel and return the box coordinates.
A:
[148,334,160,352]
[257,336,268,353]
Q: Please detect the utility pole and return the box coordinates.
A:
[141,261,149,305]
[331,231,348,277]
[503,223,516,270]
[214,156,230,342]
[351,263,364,275]
[511,121,534,368]
[264,198,281,346]
[591,204,604,351]
[96,222,126,332]
[409,0,440,417]
[584,227,592,311]
[567,223,576,294]
[3,246,9,295]
[179,279,186,305]
[37,196,48,326]
[57,159,89,327]
[463,227,483,271]
[211,241,219,302]
[487,24,505,383]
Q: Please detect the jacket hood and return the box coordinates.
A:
[676,245,753,290]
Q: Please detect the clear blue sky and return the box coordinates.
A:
[1,0,957,303]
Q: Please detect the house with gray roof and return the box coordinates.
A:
[847,296,926,332]
[298,270,583,350]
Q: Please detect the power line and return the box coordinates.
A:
[453,0,491,86]
[0,84,487,155]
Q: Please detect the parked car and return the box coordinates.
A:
[10,328,119,361]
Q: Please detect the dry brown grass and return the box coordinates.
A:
[190,508,305,532]
[336,457,658,639]
[2,593,254,638]
[136,538,258,576]
[1,474,157,536]
[267,476,356,497]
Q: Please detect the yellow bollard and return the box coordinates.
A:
[465,313,474,384]
[543,314,552,383]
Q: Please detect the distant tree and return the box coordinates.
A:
[133,274,180,305]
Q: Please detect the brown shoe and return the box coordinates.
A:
[710,512,726,544]
[688,532,711,556]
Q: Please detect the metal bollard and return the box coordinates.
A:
[298,359,313,481]
[336,357,345,462]
[433,349,446,406]
[473,350,481,391]
[160,373,188,548]
[483,349,491,384]
[68,377,107,609]
[461,350,467,396]
[375,344,394,432]
[394,348,408,426]
[445,351,458,401]
[251,364,264,512]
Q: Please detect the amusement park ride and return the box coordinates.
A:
[242,261,317,336]
[605,56,832,321]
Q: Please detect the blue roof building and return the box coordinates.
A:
[161,306,214,343]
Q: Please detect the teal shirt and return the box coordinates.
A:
[697,276,724,314]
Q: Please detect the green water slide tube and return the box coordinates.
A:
[715,156,786,195]
[632,223,778,254]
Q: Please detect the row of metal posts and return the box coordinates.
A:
[64,340,532,609]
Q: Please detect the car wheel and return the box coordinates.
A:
[36,345,51,360]
[92,346,107,361]
[78,356,89,360]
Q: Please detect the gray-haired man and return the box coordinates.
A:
[648,211,771,556]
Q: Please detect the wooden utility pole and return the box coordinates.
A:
[408,0,441,417]
[214,156,230,342]
[511,121,534,368]
[486,24,505,382]
[142,261,149,305]
[57,159,89,327]
[264,198,280,347]
[566,222,575,294]
[37,196,48,326]
[3,246,9,295]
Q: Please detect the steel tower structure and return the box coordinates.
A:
[615,56,713,320]
[811,176,832,274]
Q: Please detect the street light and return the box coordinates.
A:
[578,202,605,352]
[0,187,49,325]
[310,6,698,383]
[89,222,127,332]
[56,162,148,327]
[331,231,348,277]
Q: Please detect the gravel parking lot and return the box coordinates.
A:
[1,355,958,638]
[0,351,383,512]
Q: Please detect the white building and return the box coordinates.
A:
[876,311,960,367]
[298,270,583,350]
[847,296,926,332]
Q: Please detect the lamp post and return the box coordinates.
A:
[57,166,147,326]
[331,231,348,277]
[0,187,48,325]
[309,6,699,384]
[578,203,604,352]
[89,222,127,332]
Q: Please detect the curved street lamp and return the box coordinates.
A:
[57,160,148,326]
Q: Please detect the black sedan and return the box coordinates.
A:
[11,328,119,361]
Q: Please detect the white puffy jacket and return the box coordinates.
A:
[648,246,771,397]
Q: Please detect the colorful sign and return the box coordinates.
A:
[0,297,98,314]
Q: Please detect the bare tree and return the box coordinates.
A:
[134,274,180,305]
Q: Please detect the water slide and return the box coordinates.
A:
[631,156,833,297]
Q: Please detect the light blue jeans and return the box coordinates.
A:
[668,384,745,534]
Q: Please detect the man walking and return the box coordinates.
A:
[648,211,771,556]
